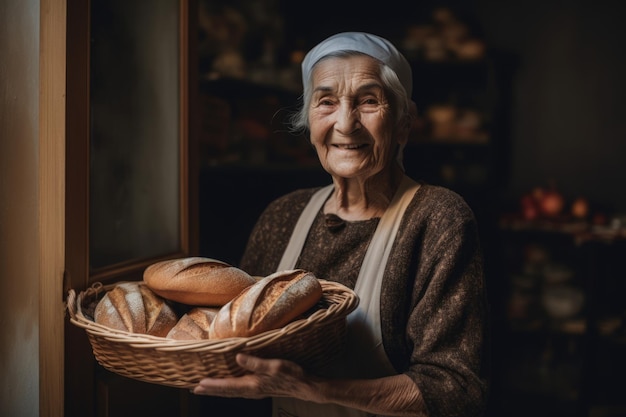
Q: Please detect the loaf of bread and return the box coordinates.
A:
[166,307,220,340]
[143,257,257,306]
[93,282,178,337]
[209,269,323,339]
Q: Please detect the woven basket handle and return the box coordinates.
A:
[66,282,105,322]
[66,289,77,320]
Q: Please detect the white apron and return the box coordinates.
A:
[273,176,420,417]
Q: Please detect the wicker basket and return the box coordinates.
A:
[66,280,358,389]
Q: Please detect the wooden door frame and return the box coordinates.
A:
[40,0,67,415]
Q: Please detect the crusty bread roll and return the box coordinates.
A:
[166,307,220,340]
[143,257,257,306]
[94,282,178,337]
[209,269,323,339]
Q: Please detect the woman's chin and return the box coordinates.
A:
[327,167,364,180]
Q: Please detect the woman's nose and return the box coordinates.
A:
[335,104,361,135]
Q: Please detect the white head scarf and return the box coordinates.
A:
[301,32,413,98]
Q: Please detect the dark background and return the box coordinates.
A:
[284,0,626,212]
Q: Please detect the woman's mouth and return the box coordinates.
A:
[333,143,368,150]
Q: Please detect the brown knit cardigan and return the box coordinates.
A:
[239,182,490,417]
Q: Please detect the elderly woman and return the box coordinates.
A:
[194,32,489,417]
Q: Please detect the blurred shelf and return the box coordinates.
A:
[492,214,626,417]
[499,215,626,245]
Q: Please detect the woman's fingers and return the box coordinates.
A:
[236,353,304,377]
[193,355,307,399]
[193,373,263,398]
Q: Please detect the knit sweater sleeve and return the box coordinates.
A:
[387,186,489,417]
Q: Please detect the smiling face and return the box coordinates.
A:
[308,54,404,182]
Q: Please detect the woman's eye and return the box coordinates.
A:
[359,98,381,110]
[360,96,380,105]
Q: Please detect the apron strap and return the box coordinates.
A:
[277,184,334,271]
[347,175,420,377]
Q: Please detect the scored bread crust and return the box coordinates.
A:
[209,269,323,339]
[166,307,219,340]
[143,257,257,306]
[93,282,178,337]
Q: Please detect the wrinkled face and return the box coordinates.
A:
[308,55,401,181]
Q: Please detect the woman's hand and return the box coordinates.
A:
[193,353,427,416]
[193,353,318,401]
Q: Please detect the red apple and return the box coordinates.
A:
[571,197,590,219]
[520,193,539,220]
[592,212,607,226]
[539,189,565,217]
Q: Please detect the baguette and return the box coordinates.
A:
[166,307,220,340]
[209,269,323,339]
[143,257,257,306]
[93,282,178,337]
